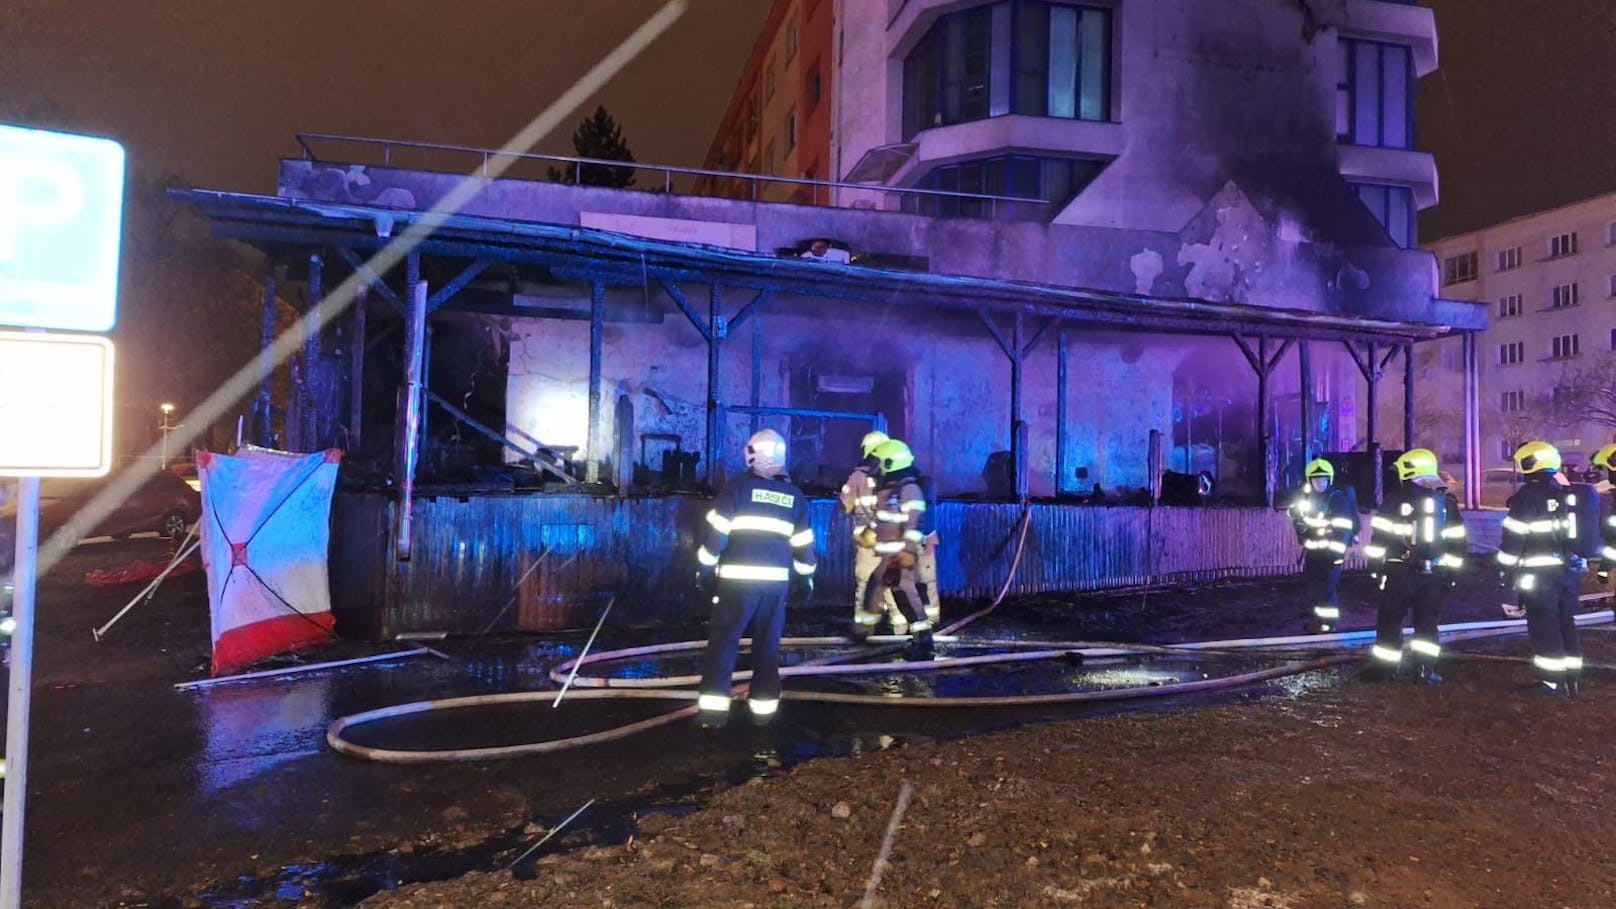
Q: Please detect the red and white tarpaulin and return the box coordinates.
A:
[198,446,342,675]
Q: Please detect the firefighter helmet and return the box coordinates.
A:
[1592,443,1616,472]
[1394,448,1439,482]
[1513,440,1561,475]
[860,430,889,459]
[1304,458,1335,481]
[744,429,788,478]
[871,439,914,474]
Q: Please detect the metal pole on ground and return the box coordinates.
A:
[1,476,41,908]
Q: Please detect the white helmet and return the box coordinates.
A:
[745,429,787,478]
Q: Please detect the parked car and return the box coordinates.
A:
[0,471,201,566]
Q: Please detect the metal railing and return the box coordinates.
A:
[293,132,1051,220]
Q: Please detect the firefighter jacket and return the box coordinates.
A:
[865,468,927,557]
[698,473,817,583]
[1497,476,1585,592]
[1366,484,1465,573]
[1603,487,1616,562]
[1288,485,1358,559]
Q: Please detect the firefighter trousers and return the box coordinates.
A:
[852,545,901,629]
[1301,551,1343,630]
[699,578,788,718]
[917,533,940,624]
[1521,567,1582,683]
[862,554,931,632]
[1374,565,1445,668]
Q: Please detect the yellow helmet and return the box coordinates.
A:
[1592,443,1616,472]
[870,439,914,474]
[859,430,889,459]
[1513,440,1561,475]
[1304,458,1335,481]
[1394,448,1439,482]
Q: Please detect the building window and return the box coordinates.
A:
[765,140,777,175]
[1548,231,1579,258]
[785,20,800,61]
[906,154,1105,218]
[1609,273,1616,298]
[1498,341,1524,366]
[1442,251,1478,286]
[806,61,823,113]
[785,107,797,150]
[1495,246,1521,272]
[1498,294,1522,318]
[1337,39,1413,149]
[903,2,1112,140]
[745,97,759,141]
[1353,183,1414,248]
[1607,221,1616,246]
[1501,390,1526,413]
[1551,334,1580,360]
[1609,327,1616,350]
[1550,282,1580,309]
[765,62,776,100]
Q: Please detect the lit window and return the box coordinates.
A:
[1337,39,1413,149]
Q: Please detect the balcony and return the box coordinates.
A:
[1343,0,1439,75]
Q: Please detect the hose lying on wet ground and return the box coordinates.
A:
[327,608,1616,763]
[326,497,1615,762]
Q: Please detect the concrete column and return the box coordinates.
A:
[257,260,278,446]
[706,285,723,487]
[587,281,605,484]
[1257,336,1273,507]
[1462,332,1481,509]
[1055,331,1068,496]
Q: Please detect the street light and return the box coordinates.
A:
[159,403,176,469]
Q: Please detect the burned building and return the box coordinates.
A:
[179,0,1485,636]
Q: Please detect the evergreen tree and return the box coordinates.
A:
[548,105,637,188]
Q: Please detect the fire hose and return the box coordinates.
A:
[326,506,1613,763]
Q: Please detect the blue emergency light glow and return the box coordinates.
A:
[0,123,126,332]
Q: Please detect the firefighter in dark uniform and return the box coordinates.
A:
[1589,444,1616,576]
[1497,441,1586,696]
[694,429,817,729]
[1288,458,1359,633]
[856,439,935,660]
[1363,448,1466,683]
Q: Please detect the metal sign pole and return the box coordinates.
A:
[0,476,40,908]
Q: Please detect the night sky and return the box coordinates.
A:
[2,0,1611,241]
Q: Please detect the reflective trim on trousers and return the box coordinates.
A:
[854,611,883,626]
[1496,551,1520,566]
[1409,639,1442,658]
[1533,654,1567,674]
[1517,573,1536,591]
[1564,655,1585,671]
[873,542,907,554]
[748,698,779,716]
[1438,554,1464,569]
[1371,644,1403,664]
[697,546,719,567]
[697,693,732,713]
[1313,605,1341,619]
[793,560,816,576]
[716,564,791,582]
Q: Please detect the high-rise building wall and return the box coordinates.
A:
[1396,192,1616,481]
[696,0,835,204]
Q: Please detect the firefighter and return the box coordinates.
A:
[1497,441,1585,696]
[1288,458,1358,633]
[694,429,817,729]
[1589,444,1616,576]
[1363,448,1465,683]
[840,431,904,633]
[856,439,935,659]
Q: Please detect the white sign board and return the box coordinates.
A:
[0,124,126,332]
[0,331,115,477]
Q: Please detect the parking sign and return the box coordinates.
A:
[0,124,126,332]
[0,331,115,477]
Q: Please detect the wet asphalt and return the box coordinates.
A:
[1,540,1537,908]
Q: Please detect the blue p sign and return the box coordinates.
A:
[0,124,126,332]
